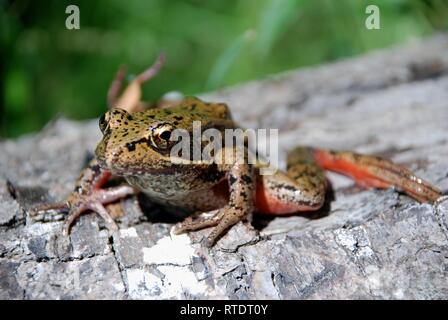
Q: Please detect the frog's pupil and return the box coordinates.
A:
[160,130,171,141]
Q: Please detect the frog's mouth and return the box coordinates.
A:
[96,151,199,177]
[110,165,182,177]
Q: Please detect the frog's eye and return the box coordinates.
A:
[99,112,110,134]
[150,124,174,149]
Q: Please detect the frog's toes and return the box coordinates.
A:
[62,185,135,235]
[204,206,248,248]
[173,206,247,248]
[173,210,222,235]
[62,200,119,236]
[30,202,70,222]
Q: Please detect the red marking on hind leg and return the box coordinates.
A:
[254,179,320,215]
[312,149,392,189]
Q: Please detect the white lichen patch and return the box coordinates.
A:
[126,269,162,299]
[126,265,211,299]
[365,265,382,291]
[128,233,213,299]
[119,227,138,238]
[157,265,210,298]
[112,281,126,292]
[142,233,195,265]
[334,226,374,258]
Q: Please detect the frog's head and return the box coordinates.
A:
[95,108,181,176]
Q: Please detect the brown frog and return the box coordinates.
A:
[34,55,443,247]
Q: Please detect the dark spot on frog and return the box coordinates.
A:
[148,115,155,119]
[126,142,136,152]
[276,183,298,192]
[198,163,225,183]
[90,164,101,174]
[127,114,133,121]
[228,175,237,186]
[241,175,253,184]
[174,116,183,121]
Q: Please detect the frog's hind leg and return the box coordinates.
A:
[311,147,442,203]
[255,147,327,214]
[108,52,166,112]
[107,65,127,108]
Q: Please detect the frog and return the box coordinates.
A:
[34,54,443,247]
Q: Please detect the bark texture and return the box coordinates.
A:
[1,35,448,299]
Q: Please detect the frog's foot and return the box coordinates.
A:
[173,210,223,235]
[107,64,127,108]
[32,185,135,235]
[310,147,442,203]
[173,205,249,247]
[108,52,166,112]
[63,185,135,235]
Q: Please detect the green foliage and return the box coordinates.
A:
[1,0,447,138]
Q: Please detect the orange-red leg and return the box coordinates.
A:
[312,148,442,203]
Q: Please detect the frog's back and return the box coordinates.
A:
[168,97,233,123]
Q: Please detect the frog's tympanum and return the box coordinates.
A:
[35,55,443,247]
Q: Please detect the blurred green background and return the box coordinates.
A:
[1,0,448,138]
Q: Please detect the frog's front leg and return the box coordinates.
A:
[174,148,255,247]
[32,159,135,235]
